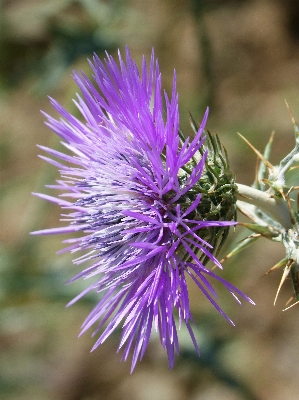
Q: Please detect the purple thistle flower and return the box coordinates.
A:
[32,47,254,372]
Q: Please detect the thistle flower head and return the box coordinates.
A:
[32,47,253,371]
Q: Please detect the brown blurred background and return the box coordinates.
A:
[1,0,299,399]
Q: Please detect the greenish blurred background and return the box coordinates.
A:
[2,1,299,399]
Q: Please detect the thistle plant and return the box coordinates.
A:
[31,47,299,371]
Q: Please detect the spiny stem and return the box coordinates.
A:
[236,183,292,230]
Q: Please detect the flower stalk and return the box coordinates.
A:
[236,183,292,230]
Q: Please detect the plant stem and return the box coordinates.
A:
[236,183,292,230]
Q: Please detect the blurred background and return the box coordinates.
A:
[1,0,299,399]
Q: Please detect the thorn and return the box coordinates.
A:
[263,258,287,276]
[285,99,296,125]
[274,259,294,305]
[285,295,294,306]
[285,99,299,136]
[237,233,261,242]
[260,178,269,186]
[282,299,299,311]
[285,190,296,225]
[269,130,275,144]
[254,156,259,186]
[212,234,260,270]
[237,132,274,171]
[279,188,286,200]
